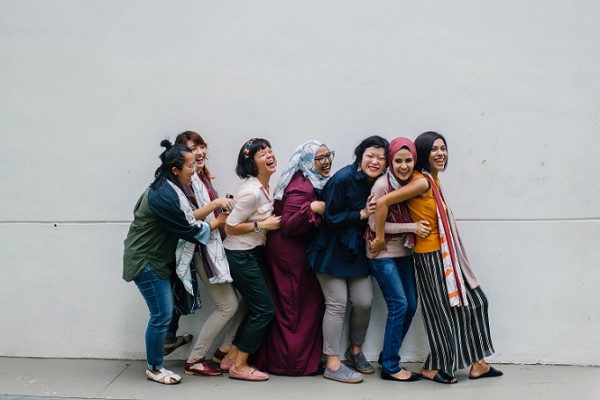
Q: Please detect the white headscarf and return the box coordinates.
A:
[273,140,330,200]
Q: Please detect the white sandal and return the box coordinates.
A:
[146,368,182,384]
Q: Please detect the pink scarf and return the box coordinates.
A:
[365,137,416,247]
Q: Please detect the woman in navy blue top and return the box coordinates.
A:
[307,135,388,383]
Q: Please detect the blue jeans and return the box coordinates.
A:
[166,313,180,339]
[369,256,417,374]
[134,264,173,370]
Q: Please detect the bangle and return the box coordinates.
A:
[253,221,260,232]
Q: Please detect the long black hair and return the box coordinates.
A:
[414,131,447,172]
[150,139,192,189]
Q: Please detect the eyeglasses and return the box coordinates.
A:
[186,162,197,170]
[314,151,335,165]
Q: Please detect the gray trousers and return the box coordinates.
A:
[316,273,373,356]
[189,252,246,360]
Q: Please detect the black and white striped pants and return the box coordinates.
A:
[414,251,495,375]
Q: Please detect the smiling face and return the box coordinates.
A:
[172,152,197,186]
[392,147,415,181]
[254,146,277,178]
[314,145,333,178]
[360,146,386,180]
[186,139,207,173]
[428,138,448,174]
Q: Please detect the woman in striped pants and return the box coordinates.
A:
[369,131,503,384]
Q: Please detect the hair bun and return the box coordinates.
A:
[160,139,173,150]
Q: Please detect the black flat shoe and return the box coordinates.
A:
[423,370,457,384]
[469,366,503,379]
[381,370,421,382]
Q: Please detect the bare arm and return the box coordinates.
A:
[208,212,228,231]
[224,215,281,235]
[193,197,235,221]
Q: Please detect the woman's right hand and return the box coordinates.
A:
[212,197,235,213]
[415,220,431,238]
[259,215,281,231]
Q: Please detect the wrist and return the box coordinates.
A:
[253,221,261,232]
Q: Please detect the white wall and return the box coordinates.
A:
[1,0,599,365]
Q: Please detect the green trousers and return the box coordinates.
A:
[226,246,275,354]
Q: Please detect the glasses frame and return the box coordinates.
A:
[314,150,335,165]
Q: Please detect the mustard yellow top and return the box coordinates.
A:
[406,171,441,253]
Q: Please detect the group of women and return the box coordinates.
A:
[122,130,503,385]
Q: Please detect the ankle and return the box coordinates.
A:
[327,361,341,371]
[219,345,231,353]
[349,345,362,355]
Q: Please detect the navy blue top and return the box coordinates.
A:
[306,163,374,277]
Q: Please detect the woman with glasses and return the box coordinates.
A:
[255,141,334,376]
[123,140,227,385]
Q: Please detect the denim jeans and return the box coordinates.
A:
[369,256,417,374]
[166,313,180,339]
[134,263,173,370]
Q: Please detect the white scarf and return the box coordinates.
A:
[189,173,233,284]
[166,180,201,296]
[169,176,232,297]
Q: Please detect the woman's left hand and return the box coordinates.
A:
[368,237,386,257]
[415,220,431,238]
[360,194,376,220]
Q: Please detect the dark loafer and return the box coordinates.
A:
[381,370,421,382]
[163,333,193,356]
[469,366,503,379]
[212,348,227,363]
[184,360,223,377]
[423,370,457,384]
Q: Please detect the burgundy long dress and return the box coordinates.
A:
[255,171,325,375]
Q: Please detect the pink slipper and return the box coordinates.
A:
[229,366,269,381]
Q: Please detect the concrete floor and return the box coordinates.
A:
[0,357,599,400]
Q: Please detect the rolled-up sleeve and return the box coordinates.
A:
[226,188,257,226]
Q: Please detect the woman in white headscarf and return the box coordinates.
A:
[255,140,334,376]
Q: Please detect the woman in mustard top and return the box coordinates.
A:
[369,131,502,384]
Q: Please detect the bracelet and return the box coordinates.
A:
[253,221,260,232]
